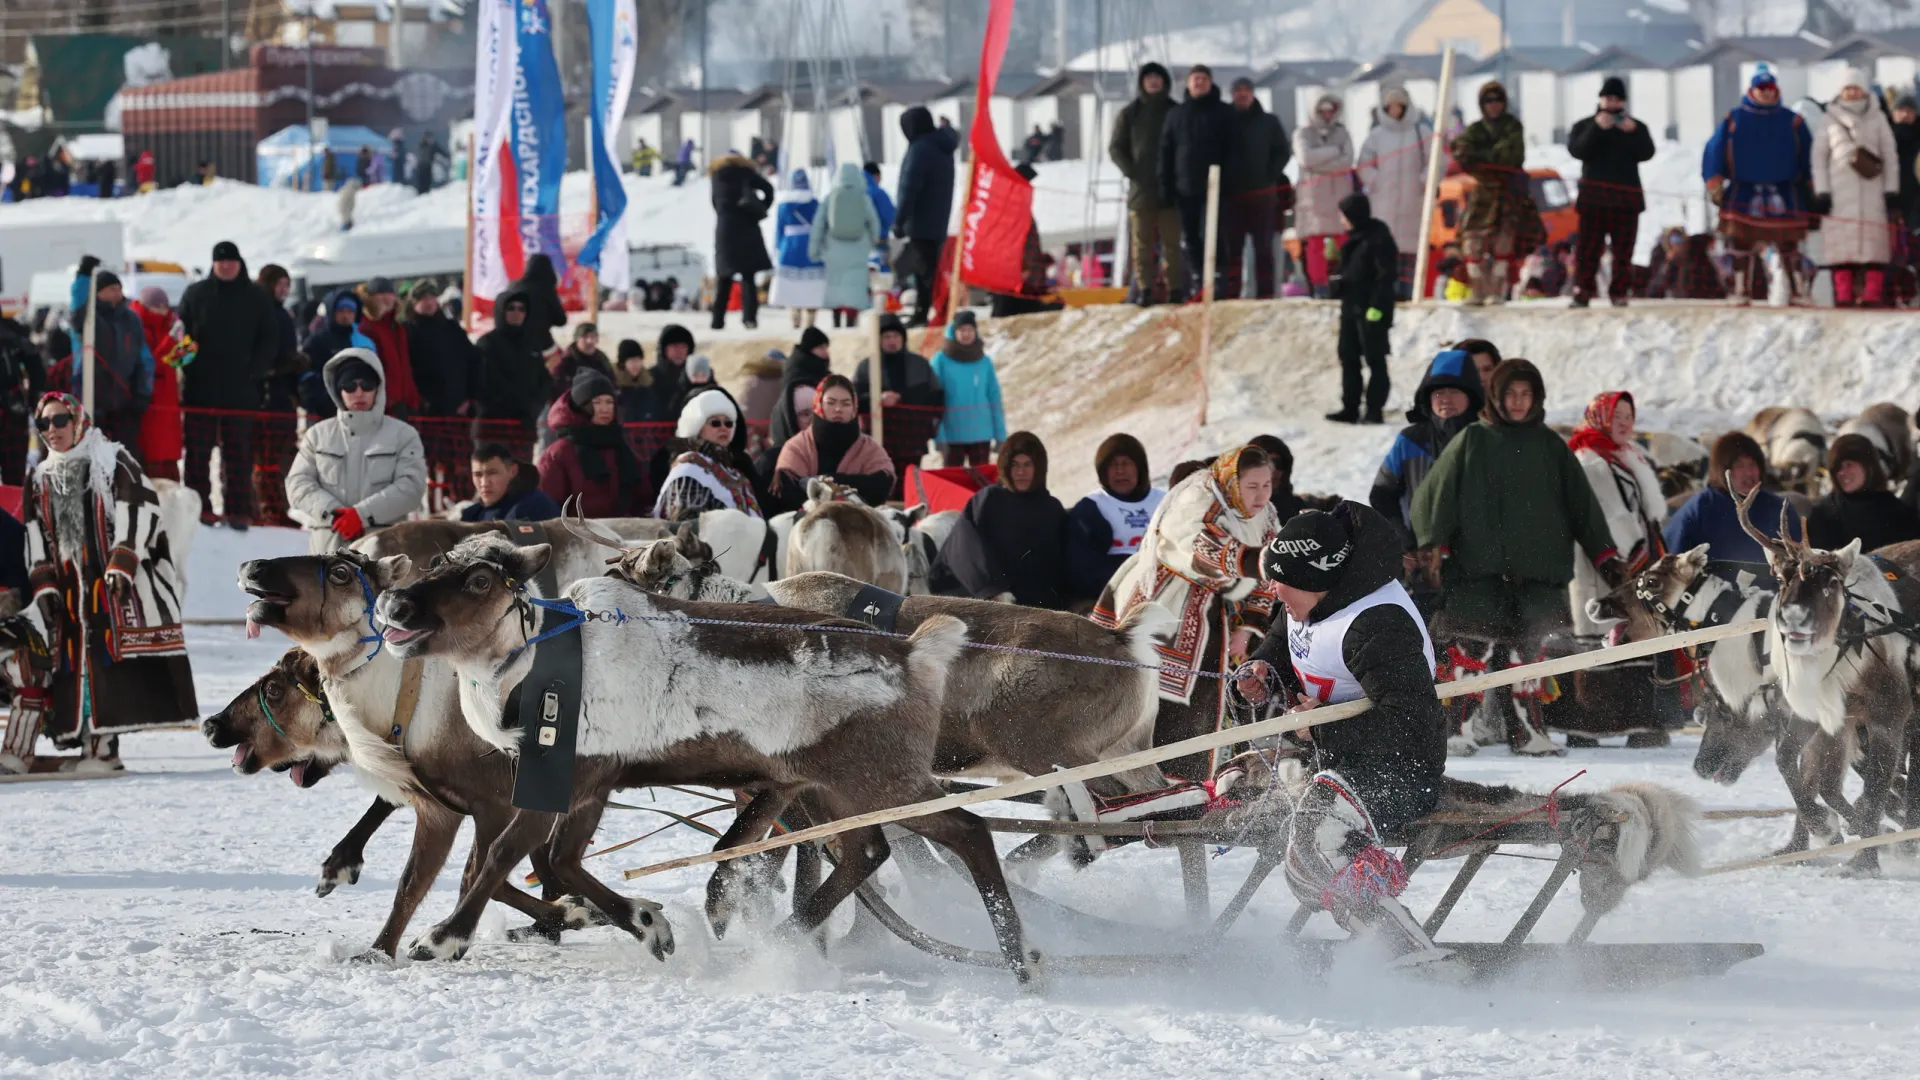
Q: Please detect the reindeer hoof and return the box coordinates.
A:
[347,949,393,967]
[315,861,362,898]
[505,922,564,945]
[1839,851,1883,879]
[407,929,471,962]
[631,904,676,961]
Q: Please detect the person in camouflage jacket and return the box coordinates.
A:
[1450,82,1546,305]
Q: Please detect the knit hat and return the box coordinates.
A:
[658,323,696,355]
[568,368,617,412]
[332,292,362,314]
[138,285,170,309]
[616,338,645,362]
[877,312,906,338]
[366,276,397,296]
[1827,433,1888,491]
[1599,75,1628,101]
[1750,67,1777,89]
[686,353,713,381]
[1231,76,1255,92]
[951,309,977,331]
[797,325,831,354]
[1897,94,1919,112]
[93,270,122,292]
[676,387,738,438]
[1338,192,1372,227]
[211,240,241,262]
[1260,510,1353,594]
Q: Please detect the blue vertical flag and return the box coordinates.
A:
[579,0,637,281]
[511,0,568,272]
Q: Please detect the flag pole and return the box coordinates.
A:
[82,267,99,418]
[586,115,601,323]
[1198,163,1220,403]
[1410,45,1456,305]
[462,131,477,334]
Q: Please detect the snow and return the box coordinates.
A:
[3,521,1920,1075]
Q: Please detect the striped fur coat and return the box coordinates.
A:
[22,427,196,743]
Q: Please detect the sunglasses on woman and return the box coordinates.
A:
[34,413,75,432]
[706,417,736,429]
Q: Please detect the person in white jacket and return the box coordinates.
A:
[1811,67,1900,306]
[284,348,427,554]
[1566,391,1666,638]
[1356,86,1431,296]
[1293,93,1356,296]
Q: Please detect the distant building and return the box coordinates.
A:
[1395,0,1706,60]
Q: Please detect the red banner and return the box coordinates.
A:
[958,0,1033,296]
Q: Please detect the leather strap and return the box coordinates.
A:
[504,519,580,814]
[386,656,426,746]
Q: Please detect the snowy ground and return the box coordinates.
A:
[4,528,1920,1077]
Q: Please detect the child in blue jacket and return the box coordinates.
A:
[928,310,1005,467]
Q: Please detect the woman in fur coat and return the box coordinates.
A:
[1811,68,1901,306]
[1293,93,1356,294]
[1566,391,1667,638]
[654,388,763,522]
[1356,86,1431,288]
[0,394,196,776]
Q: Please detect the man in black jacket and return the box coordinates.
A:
[1158,65,1235,299]
[1222,77,1290,299]
[1327,193,1398,424]
[853,313,945,485]
[1567,76,1656,308]
[894,106,961,327]
[475,289,550,435]
[176,240,278,526]
[1109,62,1183,304]
[403,283,482,417]
[1893,97,1920,233]
[1232,501,1449,966]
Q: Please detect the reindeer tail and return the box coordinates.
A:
[1589,782,1701,881]
[905,614,969,704]
[1117,600,1177,671]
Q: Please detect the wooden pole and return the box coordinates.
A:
[461,132,476,335]
[945,159,977,329]
[1705,825,1920,876]
[586,116,601,323]
[1410,45,1456,305]
[869,308,885,451]
[620,617,1768,881]
[81,267,99,419]
[1198,163,1221,390]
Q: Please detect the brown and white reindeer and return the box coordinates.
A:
[1837,403,1914,492]
[237,549,674,961]
[371,533,1040,982]
[1736,490,1920,874]
[200,648,620,948]
[785,478,914,591]
[1746,407,1828,496]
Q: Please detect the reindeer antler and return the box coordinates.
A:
[1731,472,1788,559]
[558,495,633,558]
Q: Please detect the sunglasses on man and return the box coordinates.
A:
[34,413,75,432]
[339,378,380,394]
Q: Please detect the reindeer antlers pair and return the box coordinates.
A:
[1730,470,1807,559]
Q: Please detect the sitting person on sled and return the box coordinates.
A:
[1232,501,1449,965]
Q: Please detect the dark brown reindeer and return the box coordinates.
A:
[371,533,1039,983]
[1736,489,1920,875]
[237,550,671,961]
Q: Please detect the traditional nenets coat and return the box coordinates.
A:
[13,395,195,765]
[767,169,826,311]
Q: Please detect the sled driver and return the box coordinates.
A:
[1230,500,1450,965]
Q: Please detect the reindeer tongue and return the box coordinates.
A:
[246,619,261,640]
[290,761,308,788]
[231,743,251,769]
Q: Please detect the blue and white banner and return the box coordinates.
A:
[469,0,520,304]
[511,0,568,272]
[579,0,636,288]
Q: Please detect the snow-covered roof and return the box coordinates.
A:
[279,0,465,19]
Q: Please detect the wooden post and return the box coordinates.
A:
[1410,45,1457,305]
[1198,163,1221,403]
[461,132,476,334]
[81,267,99,419]
[944,161,977,329]
[868,308,885,451]
[586,116,601,323]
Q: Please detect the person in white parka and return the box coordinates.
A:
[1811,68,1901,306]
[1293,93,1356,296]
[284,348,427,554]
[1356,86,1432,293]
[1566,391,1667,639]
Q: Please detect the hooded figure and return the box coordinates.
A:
[809,162,881,311]
[1663,431,1800,588]
[284,348,427,554]
[1812,67,1900,304]
[3,394,196,775]
[505,253,569,353]
[1566,391,1668,637]
[894,107,962,325]
[1451,81,1547,304]
[933,431,1070,609]
[1805,433,1920,552]
[654,388,762,521]
[1293,92,1357,252]
[1065,433,1166,600]
[536,368,646,518]
[764,326,834,459]
[475,287,552,427]
[1327,192,1398,423]
[853,311,946,480]
[1370,349,1485,549]
[1110,61,1184,302]
[1356,85,1433,260]
[1233,500,1447,965]
[768,169,827,311]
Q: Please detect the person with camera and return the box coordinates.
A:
[1567,77,1656,308]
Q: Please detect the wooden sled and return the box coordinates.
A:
[840,805,1763,988]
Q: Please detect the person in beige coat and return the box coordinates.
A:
[1356,86,1432,293]
[1293,93,1355,295]
[1811,68,1901,306]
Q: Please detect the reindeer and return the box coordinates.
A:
[1747,407,1828,495]
[201,649,625,949]
[1736,489,1920,875]
[237,550,673,961]
[1837,403,1914,492]
[785,478,914,591]
[371,534,1039,982]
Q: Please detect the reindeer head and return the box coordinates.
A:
[373,534,552,664]
[201,649,346,787]
[239,550,390,659]
[803,477,861,511]
[1736,479,1858,656]
[612,536,702,598]
[1693,692,1774,786]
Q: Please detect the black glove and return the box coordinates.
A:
[1810,192,1834,217]
[77,254,101,278]
[1887,192,1904,218]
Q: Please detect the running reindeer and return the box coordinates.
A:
[372,533,1041,982]
[1736,487,1920,875]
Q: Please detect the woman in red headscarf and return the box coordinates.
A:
[1566,391,1667,638]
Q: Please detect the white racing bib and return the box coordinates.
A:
[1286,580,1434,704]
[1086,487,1166,556]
